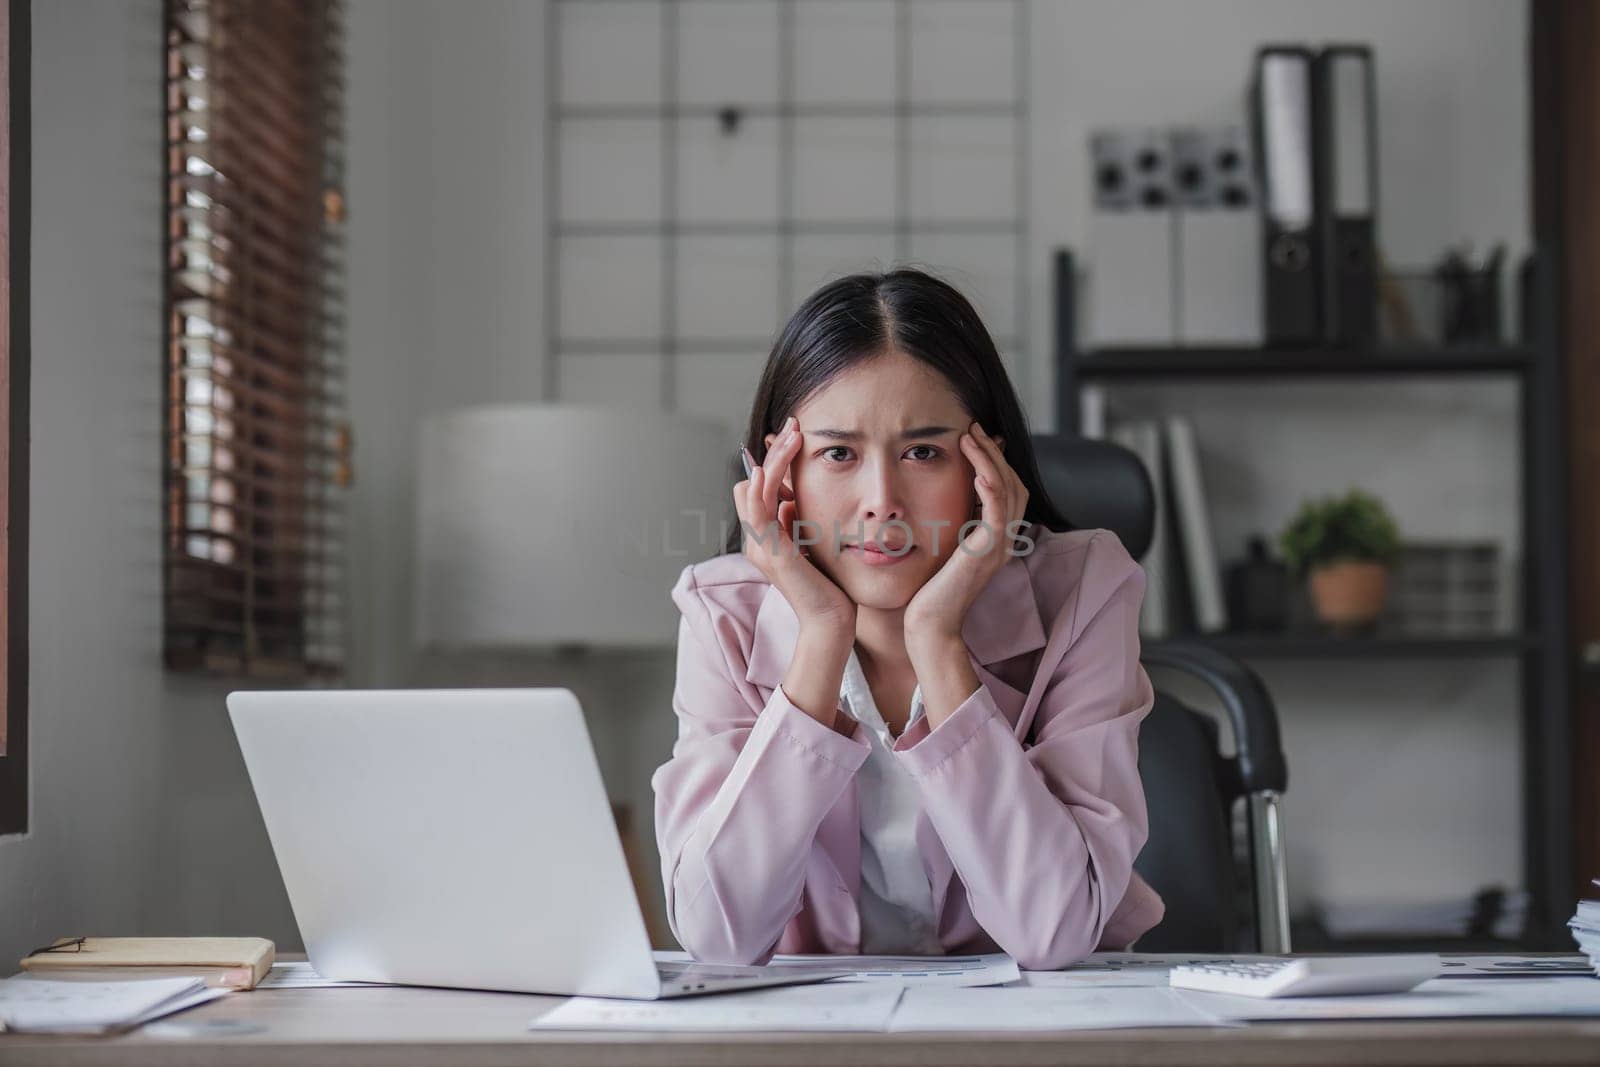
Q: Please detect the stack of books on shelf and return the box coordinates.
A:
[1571,881,1600,976]
[1081,394,1227,641]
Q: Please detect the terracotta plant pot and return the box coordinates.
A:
[1307,560,1390,630]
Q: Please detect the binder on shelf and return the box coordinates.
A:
[1078,384,1109,440]
[1250,46,1321,345]
[1314,44,1378,345]
[1164,415,1228,633]
[1110,418,1174,639]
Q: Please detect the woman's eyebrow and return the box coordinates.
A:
[809,425,958,441]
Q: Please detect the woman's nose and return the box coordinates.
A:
[859,459,906,522]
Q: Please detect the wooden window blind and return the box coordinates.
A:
[163,0,349,678]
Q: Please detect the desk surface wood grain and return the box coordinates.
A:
[3,955,1599,1067]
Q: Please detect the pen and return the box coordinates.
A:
[739,443,754,479]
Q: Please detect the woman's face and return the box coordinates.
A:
[762,349,1002,611]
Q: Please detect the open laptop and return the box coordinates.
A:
[227,687,851,999]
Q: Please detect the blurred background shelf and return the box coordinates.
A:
[1055,220,1572,946]
[1150,631,1542,660]
[1290,927,1529,954]
[1075,345,1536,380]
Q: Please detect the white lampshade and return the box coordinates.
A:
[414,404,736,649]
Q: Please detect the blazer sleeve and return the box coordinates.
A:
[887,531,1157,969]
[650,564,872,965]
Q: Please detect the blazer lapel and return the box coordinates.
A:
[957,553,1048,734]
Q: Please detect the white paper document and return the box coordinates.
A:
[1031,952,1594,985]
[1080,952,1282,970]
[652,950,1018,987]
[0,976,229,1034]
[257,961,393,989]
[1176,977,1600,1022]
[1020,968,1171,989]
[888,986,1233,1031]
[531,982,905,1032]
[1435,954,1593,978]
[1017,953,1274,988]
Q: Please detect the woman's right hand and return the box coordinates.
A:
[735,416,857,639]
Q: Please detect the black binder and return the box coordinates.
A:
[1249,45,1320,345]
[1314,45,1378,345]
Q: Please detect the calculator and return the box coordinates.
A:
[1168,955,1443,998]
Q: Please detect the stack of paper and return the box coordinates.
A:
[651,950,1019,988]
[1176,978,1600,1022]
[886,987,1230,1031]
[532,985,1236,1033]
[257,961,393,989]
[533,953,1237,1033]
[1571,879,1600,976]
[0,976,227,1034]
[534,983,904,1032]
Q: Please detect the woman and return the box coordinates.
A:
[651,268,1165,970]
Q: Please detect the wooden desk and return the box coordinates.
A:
[3,956,1599,1067]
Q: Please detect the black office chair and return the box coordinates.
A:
[1032,433,1291,953]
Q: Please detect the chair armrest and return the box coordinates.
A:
[1141,641,1288,794]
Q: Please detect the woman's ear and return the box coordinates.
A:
[994,435,1005,451]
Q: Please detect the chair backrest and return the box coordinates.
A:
[1030,433,1289,952]
[1031,434,1155,559]
[1131,696,1238,951]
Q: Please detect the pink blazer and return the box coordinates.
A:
[651,526,1166,969]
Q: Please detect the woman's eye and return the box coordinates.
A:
[821,445,939,463]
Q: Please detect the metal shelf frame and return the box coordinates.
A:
[1053,245,1573,949]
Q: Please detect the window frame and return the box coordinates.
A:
[0,0,31,837]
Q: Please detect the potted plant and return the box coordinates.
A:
[1278,488,1401,632]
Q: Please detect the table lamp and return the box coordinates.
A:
[413,404,735,650]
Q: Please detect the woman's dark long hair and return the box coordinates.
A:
[720,267,1073,554]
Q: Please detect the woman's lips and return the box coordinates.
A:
[846,544,916,567]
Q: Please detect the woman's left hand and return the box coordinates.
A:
[903,420,1029,652]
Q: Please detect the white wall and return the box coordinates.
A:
[0,0,1533,966]
[0,0,300,965]
[346,0,552,691]
[344,0,687,944]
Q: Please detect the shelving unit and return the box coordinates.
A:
[1072,345,1534,380]
[1052,248,1574,949]
[1153,632,1541,662]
